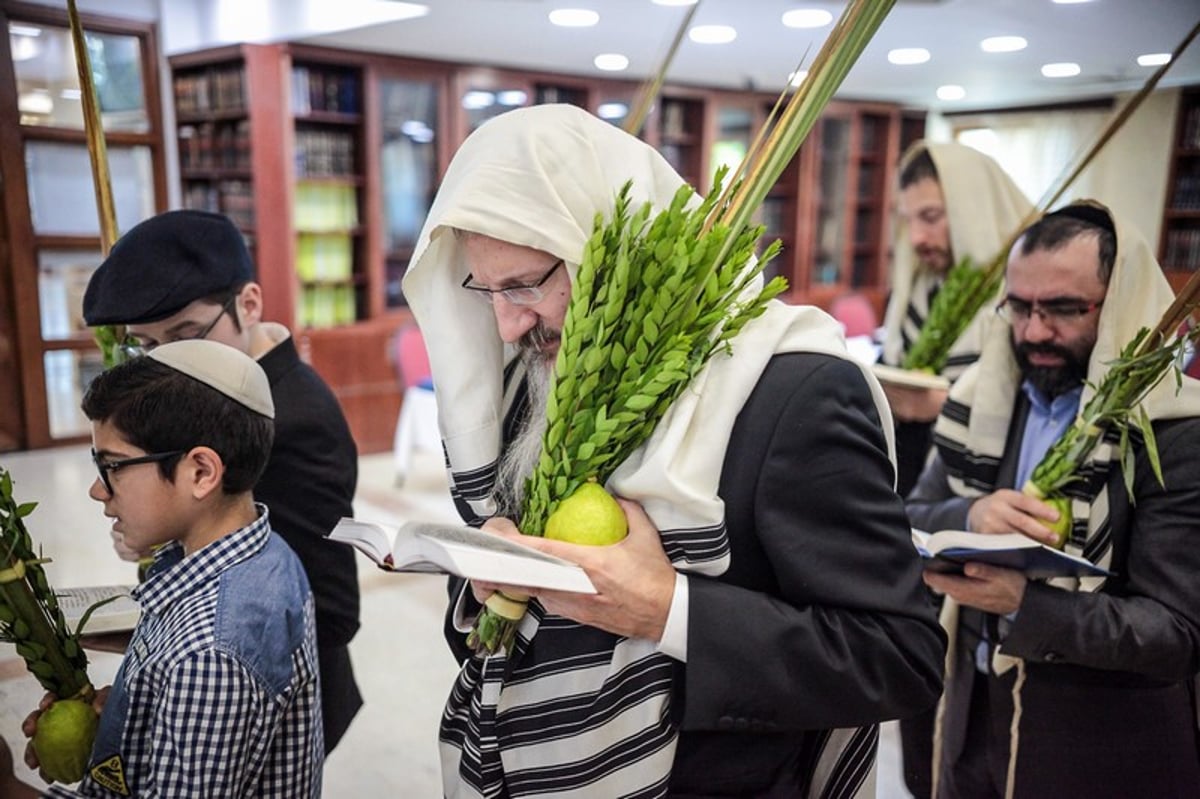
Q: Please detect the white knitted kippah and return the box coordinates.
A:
[147,339,274,419]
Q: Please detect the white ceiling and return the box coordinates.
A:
[301,0,1200,112]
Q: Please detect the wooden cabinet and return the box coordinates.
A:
[170,45,369,332]
[168,45,463,453]
[655,94,709,189]
[0,2,167,450]
[1160,85,1200,292]
[766,100,901,313]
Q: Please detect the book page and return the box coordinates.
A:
[56,585,140,634]
[329,518,394,565]
[924,530,1036,555]
[403,522,580,566]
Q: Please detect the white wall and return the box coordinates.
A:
[928,86,1180,248]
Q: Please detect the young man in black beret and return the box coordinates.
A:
[82,209,363,752]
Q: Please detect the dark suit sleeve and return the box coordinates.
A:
[1001,417,1200,682]
[904,450,974,532]
[682,354,946,732]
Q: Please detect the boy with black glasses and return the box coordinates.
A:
[1,340,323,797]
[81,210,362,751]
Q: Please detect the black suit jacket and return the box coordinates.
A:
[907,400,1200,795]
[256,335,362,749]
[447,352,946,795]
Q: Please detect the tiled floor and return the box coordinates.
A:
[0,444,912,797]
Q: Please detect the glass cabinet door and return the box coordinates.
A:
[3,5,165,449]
[10,21,149,132]
[379,76,441,308]
[811,116,851,287]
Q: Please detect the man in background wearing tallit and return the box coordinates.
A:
[401,104,945,798]
[880,142,1033,498]
[906,202,1200,797]
[879,141,1032,799]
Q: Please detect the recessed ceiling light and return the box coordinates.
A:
[781,9,833,29]
[9,24,43,37]
[1051,0,1093,4]
[1041,62,1081,78]
[462,91,495,110]
[937,84,966,101]
[598,102,628,120]
[594,53,630,71]
[548,8,599,28]
[1137,52,1171,67]
[9,34,40,62]
[888,48,930,65]
[980,36,1027,53]
[788,70,809,87]
[689,25,736,45]
[651,0,698,5]
[18,89,53,115]
[496,90,528,106]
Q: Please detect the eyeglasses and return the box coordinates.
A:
[91,447,186,495]
[119,295,237,359]
[995,296,1104,325]
[461,259,564,306]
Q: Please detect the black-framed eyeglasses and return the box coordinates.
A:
[995,296,1104,325]
[119,295,238,359]
[91,447,186,495]
[461,259,564,306]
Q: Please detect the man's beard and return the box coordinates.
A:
[494,335,556,517]
[1012,338,1092,398]
[916,245,953,275]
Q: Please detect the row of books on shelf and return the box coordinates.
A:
[297,284,357,329]
[295,129,357,178]
[296,233,354,282]
[295,182,359,231]
[1170,174,1200,210]
[174,66,247,115]
[1180,105,1200,150]
[292,65,360,115]
[182,180,255,230]
[1162,228,1200,271]
[178,121,252,171]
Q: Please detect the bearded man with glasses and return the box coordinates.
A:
[81,209,363,752]
[906,201,1200,797]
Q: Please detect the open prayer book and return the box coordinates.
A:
[871,363,951,391]
[911,529,1111,579]
[330,518,597,593]
[58,585,141,634]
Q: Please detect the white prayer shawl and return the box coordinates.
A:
[929,201,1200,796]
[881,141,1033,379]
[401,104,897,799]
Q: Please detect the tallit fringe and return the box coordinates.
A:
[1003,659,1027,799]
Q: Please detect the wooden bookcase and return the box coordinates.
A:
[168,44,461,453]
[1160,85,1200,293]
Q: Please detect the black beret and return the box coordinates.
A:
[83,210,253,325]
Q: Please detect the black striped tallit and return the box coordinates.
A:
[439,355,879,799]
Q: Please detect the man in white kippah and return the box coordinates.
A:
[1,340,324,798]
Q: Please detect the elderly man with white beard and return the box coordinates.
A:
[401,104,945,799]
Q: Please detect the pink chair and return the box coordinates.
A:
[394,322,432,389]
[391,323,439,484]
[830,292,879,339]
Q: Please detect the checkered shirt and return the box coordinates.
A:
[46,507,323,798]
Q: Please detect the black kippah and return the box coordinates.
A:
[1043,203,1116,237]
